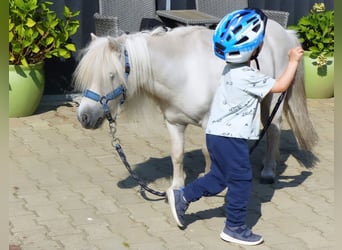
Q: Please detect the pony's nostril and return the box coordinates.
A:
[81,114,89,123]
[95,117,104,128]
[78,113,102,129]
[79,113,92,128]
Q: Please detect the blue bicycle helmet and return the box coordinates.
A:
[213,8,267,63]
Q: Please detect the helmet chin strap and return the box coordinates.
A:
[250,46,262,70]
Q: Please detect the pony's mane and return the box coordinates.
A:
[73,25,205,93]
[120,25,209,123]
[120,25,205,96]
[124,33,153,96]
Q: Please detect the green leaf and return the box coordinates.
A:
[64,5,71,17]
[57,48,68,57]
[20,58,28,67]
[50,20,59,28]
[9,21,14,31]
[14,0,26,11]
[22,40,32,48]
[65,43,76,51]
[9,32,14,43]
[45,36,54,45]
[32,44,40,53]
[26,18,36,27]
[9,54,15,62]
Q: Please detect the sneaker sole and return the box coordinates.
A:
[167,189,184,228]
[220,231,263,246]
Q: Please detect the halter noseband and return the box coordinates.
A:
[82,48,130,123]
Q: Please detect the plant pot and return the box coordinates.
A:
[303,51,334,99]
[9,62,45,117]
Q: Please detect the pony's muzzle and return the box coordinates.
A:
[78,112,103,129]
[77,103,104,129]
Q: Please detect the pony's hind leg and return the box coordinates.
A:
[260,94,283,184]
[261,123,281,183]
[165,121,186,190]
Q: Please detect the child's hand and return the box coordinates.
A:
[288,46,304,63]
[272,46,304,93]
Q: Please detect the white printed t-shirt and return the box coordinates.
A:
[206,64,275,140]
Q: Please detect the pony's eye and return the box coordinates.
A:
[109,72,114,79]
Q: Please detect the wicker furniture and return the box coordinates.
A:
[196,1,289,28]
[156,9,220,26]
[262,9,290,28]
[94,0,158,36]
[196,0,248,19]
[94,13,120,37]
[94,0,290,37]
[156,0,248,27]
[197,0,289,28]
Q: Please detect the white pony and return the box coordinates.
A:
[74,20,317,190]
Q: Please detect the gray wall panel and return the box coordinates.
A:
[249,0,334,26]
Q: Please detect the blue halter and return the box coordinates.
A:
[83,48,130,123]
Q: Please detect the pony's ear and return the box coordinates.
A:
[107,36,120,52]
[90,33,97,41]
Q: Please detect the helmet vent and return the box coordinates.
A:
[252,24,261,33]
[215,42,226,51]
[247,16,258,24]
[214,42,226,58]
[228,51,240,56]
[224,20,231,29]
[235,36,248,45]
[233,25,242,34]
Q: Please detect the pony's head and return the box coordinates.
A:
[73,34,127,129]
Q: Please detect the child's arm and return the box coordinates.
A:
[270,46,304,93]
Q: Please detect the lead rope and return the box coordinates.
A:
[249,57,286,154]
[249,91,286,154]
[109,121,167,197]
[107,48,166,197]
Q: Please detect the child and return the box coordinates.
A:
[167,8,304,246]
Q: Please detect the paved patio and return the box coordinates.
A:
[9,97,334,250]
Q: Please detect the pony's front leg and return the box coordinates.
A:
[165,121,186,189]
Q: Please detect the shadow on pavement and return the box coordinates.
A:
[116,128,318,228]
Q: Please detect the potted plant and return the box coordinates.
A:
[292,2,334,98]
[9,0,80,117]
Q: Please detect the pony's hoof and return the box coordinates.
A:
[259,176,275,184]
[260,167,276,184]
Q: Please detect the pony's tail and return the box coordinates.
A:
[283,57,318,151]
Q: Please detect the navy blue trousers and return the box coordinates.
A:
[183,134,252,227]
